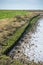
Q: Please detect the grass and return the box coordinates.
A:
[2,22,29,54]
[1,15,40,65]
[0,10,32,19]
[2,14,39,55]
[0,11,40,65]
[29,15,40,26]
[0,55,23,65]
[0,18,26,46]
[0,11,36,54]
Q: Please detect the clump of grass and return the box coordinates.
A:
[2,22,28,54]
[0,55,23,65]
[0,17,26,47]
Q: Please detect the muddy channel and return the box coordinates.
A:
[8,17,43,65]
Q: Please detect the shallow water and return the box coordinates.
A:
[24,18,43,62]
[9,18,43,63]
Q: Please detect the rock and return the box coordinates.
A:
[18,50,20,53]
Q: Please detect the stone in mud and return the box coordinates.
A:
[31,44,34,46]
[18,50,20,53]
[21,39,24,41]
[25,41,27,43]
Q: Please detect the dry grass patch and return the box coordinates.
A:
[0,17,26,48]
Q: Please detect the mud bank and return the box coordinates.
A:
[2,15,39,55]
[8,15,41,65]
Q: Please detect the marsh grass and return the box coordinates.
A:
[0,11,40,65]
[0,10,31,19]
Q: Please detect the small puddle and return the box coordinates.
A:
[8,18,43,64]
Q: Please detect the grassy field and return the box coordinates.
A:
[0,10,40,65]
[0,10,33,19]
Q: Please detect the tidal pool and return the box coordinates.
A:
[9,18,43,63]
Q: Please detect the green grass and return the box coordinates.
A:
[2,15,39,54]
[1,15,40,65]
[2,22,29,54]
[31,16,39,24]
[0,12,40,65]
[25,15,40,32]
[0,10,31,19]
